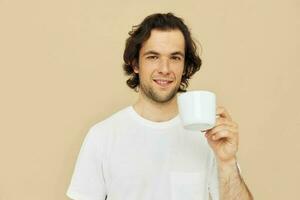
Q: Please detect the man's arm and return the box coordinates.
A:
[218,159,253,200]
[205,106,253,200]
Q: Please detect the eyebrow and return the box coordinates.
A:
[143,50,185,58]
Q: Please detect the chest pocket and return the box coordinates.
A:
[170,171,208,200]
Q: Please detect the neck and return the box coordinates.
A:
[133,93,179,122]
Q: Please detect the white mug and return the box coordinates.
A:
[177,90,216,131]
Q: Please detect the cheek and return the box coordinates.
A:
[138,67,153,81]
[174,66,184,78]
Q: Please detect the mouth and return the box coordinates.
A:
[153,79,174,88]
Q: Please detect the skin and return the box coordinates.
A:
[132,29,253,200]
[133,29,184,122]
[205,107,254,200]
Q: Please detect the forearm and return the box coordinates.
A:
[217,159,253,200]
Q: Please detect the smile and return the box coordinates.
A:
[153,79,173,88]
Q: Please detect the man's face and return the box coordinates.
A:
[133,29,185,104]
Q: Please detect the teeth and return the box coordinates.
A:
[157,80,168,83]
[155,80,172,86]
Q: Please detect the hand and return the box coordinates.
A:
[204,106,239,164]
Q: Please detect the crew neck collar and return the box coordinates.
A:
[127,105,180,129]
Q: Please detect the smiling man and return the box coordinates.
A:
[132,29,185,122]
[66,13,253,200]
[137,29,184,101]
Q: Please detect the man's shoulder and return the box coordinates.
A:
[90,106,131,132]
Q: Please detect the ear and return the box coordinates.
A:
[133,66,139,74]
[132,60,139,74]
[182,68,186,76]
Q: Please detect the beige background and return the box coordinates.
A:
[0,0,299,199]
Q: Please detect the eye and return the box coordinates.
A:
[171,56,181,61]
[147,55,158,60]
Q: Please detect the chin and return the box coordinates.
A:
[154,91,177,103]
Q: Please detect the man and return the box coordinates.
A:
[66,13,253,200]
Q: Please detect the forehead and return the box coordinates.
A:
[140,29,185,54]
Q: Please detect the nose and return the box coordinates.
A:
[158,58,170,74]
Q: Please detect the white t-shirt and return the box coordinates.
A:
[66,106,220,200]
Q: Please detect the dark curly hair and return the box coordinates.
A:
[123,12,202,93]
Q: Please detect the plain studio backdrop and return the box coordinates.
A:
[0,0,299,199]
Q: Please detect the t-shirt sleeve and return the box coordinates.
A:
[66,126,107,200]
[208,156,220,200]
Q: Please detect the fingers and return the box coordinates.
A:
[206,130,227,141]
[207,124,236,135]
[217,106,232,120]
[205,123,238,141]
[214,117,238,128]
[204,106,239,141]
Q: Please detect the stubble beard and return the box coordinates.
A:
[139,80,181,104]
